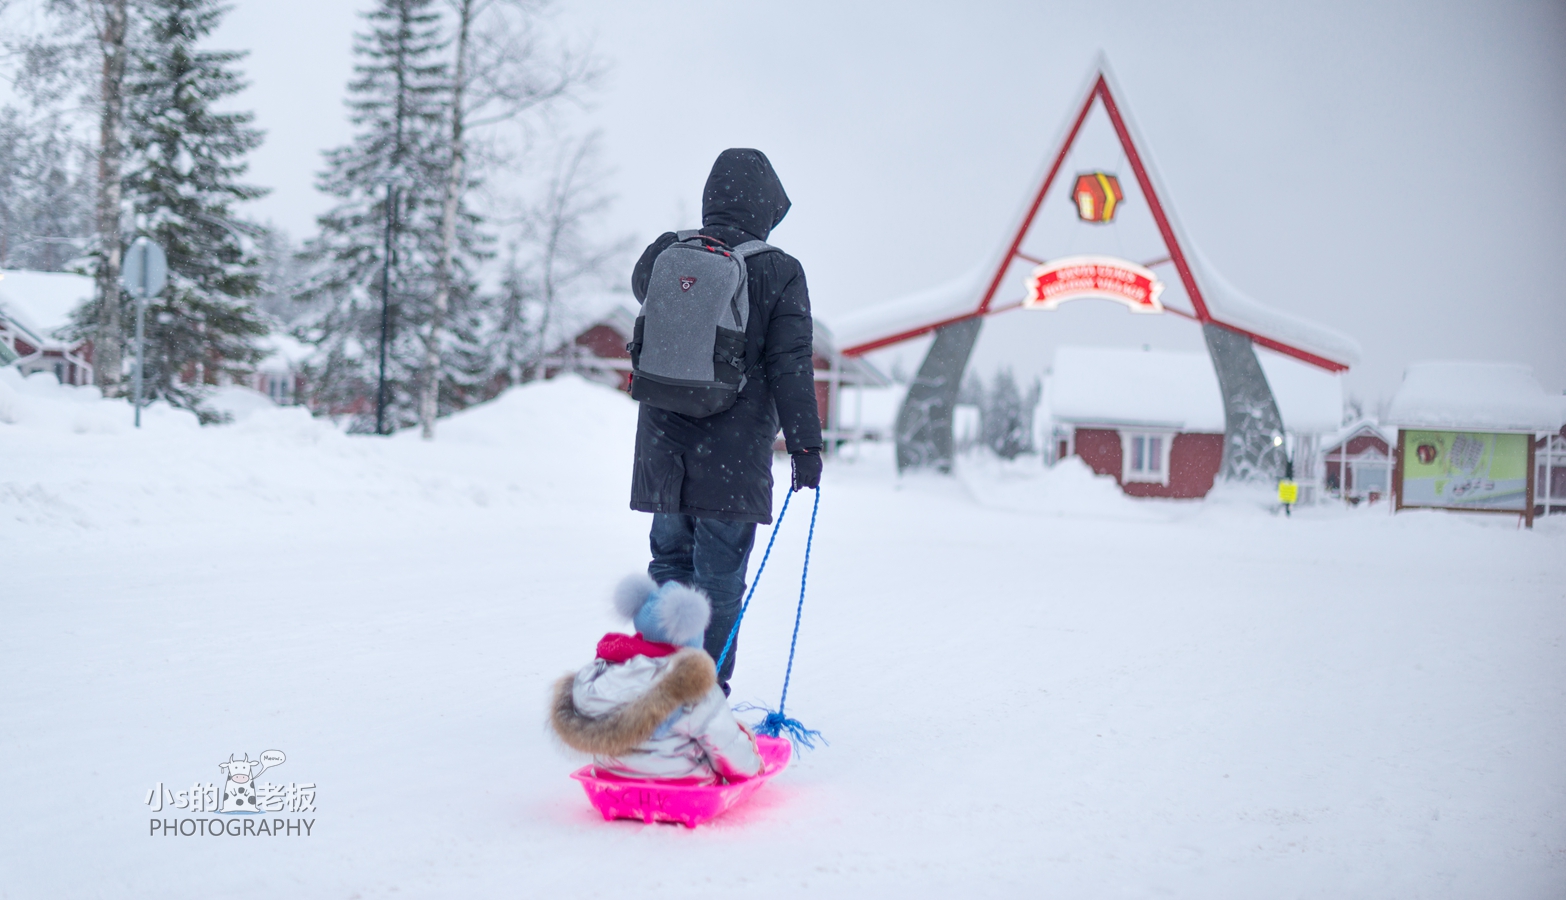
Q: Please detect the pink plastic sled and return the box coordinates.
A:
[570,736,791,828]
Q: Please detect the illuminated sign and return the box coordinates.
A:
[1072,173,1124,223]
[1023,256,1165,313]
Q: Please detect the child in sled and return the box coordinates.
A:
[551,574,763,783]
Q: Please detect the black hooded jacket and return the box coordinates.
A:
[629,149,821,524]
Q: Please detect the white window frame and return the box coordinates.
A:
[1120,430,1175,486]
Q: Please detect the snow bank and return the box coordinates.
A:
[1386,361,1566,432]
[204,385,280,422]
[423,375,636,452]
[3,366,1564,898]
[0,366,199,433]
[958,453,1173,520]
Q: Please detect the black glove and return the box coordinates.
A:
[791,449,822,492]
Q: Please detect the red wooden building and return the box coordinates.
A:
[1321,420,1392,502]
[1047,345,1342,499]
[0,270,96,386]
[1048,347,1226,498]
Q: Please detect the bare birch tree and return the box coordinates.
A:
[87,0,127,394]
[418,0,596,439]
[6,0,132,392]
[526,132,623,373]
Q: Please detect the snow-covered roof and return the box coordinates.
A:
[1323,418,1393,452]
[256,331,314,372]
[1187,248,1361,368]
[831,268,984,353]
[1051,347,1226,431]
[0,270,95,344]
[1050,345,1344,434]
[1386,362,1566,433]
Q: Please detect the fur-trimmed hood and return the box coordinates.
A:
[550,648,717,757]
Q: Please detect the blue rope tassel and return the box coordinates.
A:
[751,487,824,750]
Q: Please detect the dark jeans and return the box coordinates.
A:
[647,513,757,687]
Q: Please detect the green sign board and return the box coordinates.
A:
[1400,430,1530,510]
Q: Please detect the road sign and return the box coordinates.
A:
[121,237,168,303]
[121,236,167,429]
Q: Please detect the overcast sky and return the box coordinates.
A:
[215,0,1566,405]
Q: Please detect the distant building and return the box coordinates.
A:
[1047,346,1342,499]
[540,292,888,439]
[250,331,311,406]
[1386,362,1566,525]
[1321,420,1393,504]
[538,294,638,392]
[0,270,95,386]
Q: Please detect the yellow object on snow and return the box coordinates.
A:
[1277,480,1299,504]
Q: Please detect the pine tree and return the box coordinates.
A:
[116,0,267,419]
[981,367,1037,460]
[299,0,488,433]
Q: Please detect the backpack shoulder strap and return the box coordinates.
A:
[731,240,778,259]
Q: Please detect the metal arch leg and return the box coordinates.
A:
[1202,322,1287,483]
[895,318,982,473]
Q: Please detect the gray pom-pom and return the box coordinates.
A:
[652,582,711,646]
[612,572,657,620]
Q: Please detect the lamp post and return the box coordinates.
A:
[376,180,401,436]
[120,236,167,428]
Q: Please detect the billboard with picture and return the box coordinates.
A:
[1399,430,1530,510]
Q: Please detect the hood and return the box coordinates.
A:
[702,148,791,243]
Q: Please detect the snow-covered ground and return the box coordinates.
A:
[3,370,1563,898]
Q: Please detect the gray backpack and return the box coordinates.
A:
[628,231,777,417]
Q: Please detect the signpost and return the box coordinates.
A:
[121,236,168,428]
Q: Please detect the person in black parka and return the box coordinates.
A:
[630,148,822,692]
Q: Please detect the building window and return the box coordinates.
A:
[265,373,294,405]
[1121,431,1174,485]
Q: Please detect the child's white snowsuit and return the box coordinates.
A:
[552,641,762,782]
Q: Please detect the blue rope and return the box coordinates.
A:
[752,487,824,750]
[714,490,791,673]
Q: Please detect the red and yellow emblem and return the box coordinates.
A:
[1072,172,1124,223]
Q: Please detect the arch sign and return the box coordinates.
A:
[1023,255,1165,314]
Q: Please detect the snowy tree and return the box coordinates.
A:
[115,0,267,419]
[416,0,597,438]
[87,0,130,395]
[957,370,984,407]
[6,0,134,391]
[298,0,476,433]
[250,228,311,326]
[980,367,1039,460]
[483,132,623,388]
[0,105,94,270]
